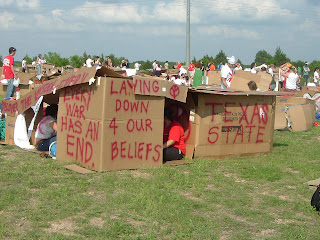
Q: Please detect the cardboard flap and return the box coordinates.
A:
[16,72,36,85]
[96,66,126,78]
[2,67,99,116]
[287,103,316,132]
[133,76,188,103]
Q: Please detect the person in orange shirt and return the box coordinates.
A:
[209,63,216,70]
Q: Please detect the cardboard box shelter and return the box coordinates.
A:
[2,67,189,171]
[274,96,316,132]
[165,88,282,159]
[295,87,320,112]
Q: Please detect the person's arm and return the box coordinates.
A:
[163,139,175,148]
[49,121,58,131]
[221,77,228,88]
[11,64,16,79]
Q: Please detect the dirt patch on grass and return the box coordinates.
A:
[126,217,145,227]
[89,217,104,228]
[205,184,217,191]
[181,191,204,202]
[224,172,246,183]
[131,170,152,179]
[254,229,276,238]
[46,218,78,236]
[286,168,300,174]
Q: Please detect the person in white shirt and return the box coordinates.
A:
[234,62,242,71]
[22,58,27,73]
[314,67,320,86]
[221,56,235,89]
[250,62,258,74]
[134,62,141,71]
[86,56,93,68]
[283,67,300,90]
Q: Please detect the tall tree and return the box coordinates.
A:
[44,52,70,67]
[272,47,290,66]
[23,54,33,64]
[214,50,227,65]
[69,55,84,68]
[255,50,272,65]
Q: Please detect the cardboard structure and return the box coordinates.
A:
[165,88,284,159]
[2,67,189,171]
[295,87,320,112]
[205,70,273,91]
[274,96,316,132]
[2,66,285,171]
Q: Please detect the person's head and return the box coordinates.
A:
[247,80,258,91]
[305,61,308,66]
[261,67,267,71]
[250,62,256,69]
[164,107,174,123]
[9,47,16,55]
[236,62,240,66]
[227,56,236,68]
[88,55,91,59]
[38,54,42,58]
[315,67,319,72]
[45,104,58,117]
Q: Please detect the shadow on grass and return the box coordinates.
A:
[273,142,289,147]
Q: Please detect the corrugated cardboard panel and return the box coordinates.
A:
[207,70,221,85]
[274,96,315,131]
[287,103,315,132]
[257,72,273,91]
[230,70,261,91]
[57,80,105,170]
[101,77,164,171]
[132,76,188,103]
[192,93,275,157]
[4,115,16,145]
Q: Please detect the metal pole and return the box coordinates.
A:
[186,0,190,66]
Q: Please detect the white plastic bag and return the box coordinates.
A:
[14,113,35,149]
[13,78,20,87]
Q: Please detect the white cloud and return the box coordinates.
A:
[0,0,39,9]
[198,25,260,40]
[0,11,15,29]
[16,0,40,9]
[71,2,144,23]
[204,0,294,22]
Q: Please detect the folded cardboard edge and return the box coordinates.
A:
[64,164,95,174]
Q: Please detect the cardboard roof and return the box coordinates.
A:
[191,86,295,96]
[2,66,189,116]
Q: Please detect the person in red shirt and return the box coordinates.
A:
[163,107,186,162]
[177,62,182,69]
[188,61,195,78]
[1,47,17,98]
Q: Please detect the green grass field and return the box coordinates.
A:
[1,126,320,239]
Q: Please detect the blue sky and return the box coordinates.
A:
[0,0,319,64]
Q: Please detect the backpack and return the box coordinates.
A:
[311,185,320,211]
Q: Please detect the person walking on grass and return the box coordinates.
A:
[1,47,17,99]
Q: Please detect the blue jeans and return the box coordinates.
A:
[37,136,57,151]
[5,78,16,99]
[36,64,41,75]
[304,75,309,85]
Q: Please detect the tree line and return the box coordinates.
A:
[0,47,319,72]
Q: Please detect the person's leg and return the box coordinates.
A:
[37,136,57,151]
[163,147,184,163]
[304,75,308,86]
[5,78,14,99]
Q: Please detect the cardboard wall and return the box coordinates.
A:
[186,93,276,158]
[274,96,315,131]
[231,70,272,91]
[57,77,164,171]
[207,70,221,85]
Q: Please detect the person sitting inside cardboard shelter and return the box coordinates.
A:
[163,107,186,163]
[35,104,58,151]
